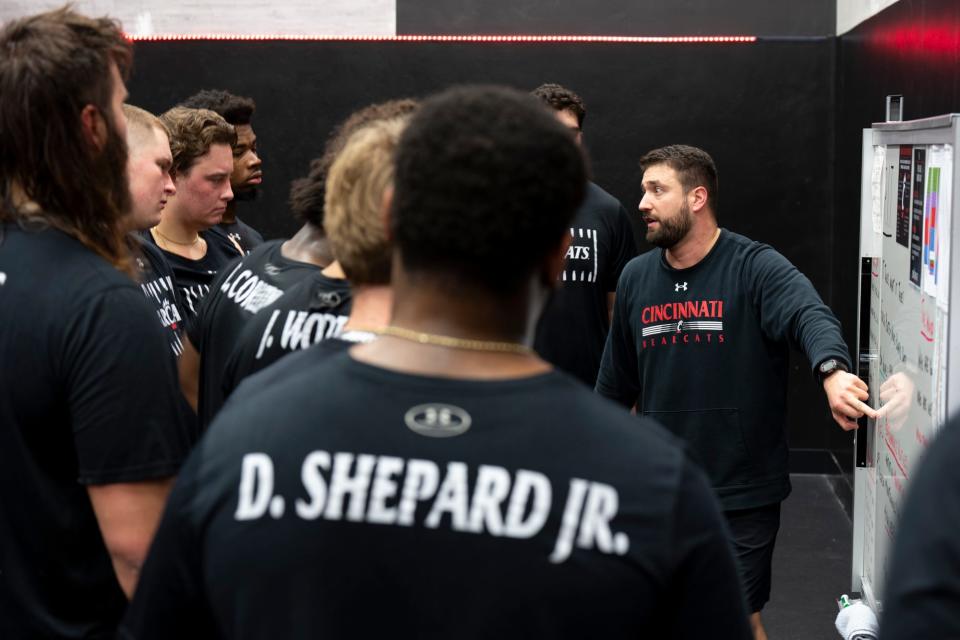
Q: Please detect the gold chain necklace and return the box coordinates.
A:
[153,227,201,247]
[369,325,535,356]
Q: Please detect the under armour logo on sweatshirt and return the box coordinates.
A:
[675,282,688,292]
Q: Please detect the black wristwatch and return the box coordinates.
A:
[817,358,848,384]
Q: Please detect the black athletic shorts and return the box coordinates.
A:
[723,502,782,613]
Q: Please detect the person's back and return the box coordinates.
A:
[0,10,194,635]
[124,352,750,638]
[0,225,193,636]
[188,239,320,428]
[220,268,351,398]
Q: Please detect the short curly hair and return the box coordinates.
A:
[159,107,237,176]
[531,83,586,128]
[324,118,407,286]
[288,98,419,229]
[392,85,587,296]
[178,89,255,126]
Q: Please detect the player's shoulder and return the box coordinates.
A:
[720,230,796,275]
[235,338,348,399]
[619,246,661,282]
[221,238,283,278]
[6,226,141,302]
[204,225,244,256]
[243,237,282,260]
[584,181,622,210]
[575,181,629,224]
[210,351,351,440]
[722,229,779,257]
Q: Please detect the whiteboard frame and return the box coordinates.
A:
[853,114,960,614]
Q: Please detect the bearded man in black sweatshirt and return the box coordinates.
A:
[596,144,876,640]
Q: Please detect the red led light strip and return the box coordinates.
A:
[127,34,757,43]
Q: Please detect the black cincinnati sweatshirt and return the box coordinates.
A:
[596,229,851,510]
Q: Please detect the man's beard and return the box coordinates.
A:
[647,201,693,249]
[232,185,260,203]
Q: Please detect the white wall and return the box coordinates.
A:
[0,1,396,37]
[3,1,913,38]
[837,0,902,35]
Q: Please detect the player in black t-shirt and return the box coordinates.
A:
[222,117,406,401]
[179,89,265,253]
[123,86,750,640]
[180,240,322,427]
[122,104,186,358]
[145,107,242,319]
[531,84,637,386]
[220,268,352,398]
[0,9,195,638]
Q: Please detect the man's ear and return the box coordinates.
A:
[688,185,709,214]
[541,234,571,288]
[80,104,108,152]
[381,185,395,242]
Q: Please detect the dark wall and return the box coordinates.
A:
[833,0,960,466]
[128,35,840,457]
[398,0,835,37]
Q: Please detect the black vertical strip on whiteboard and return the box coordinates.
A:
[856,256,872,468]
[909,147,926,288]
[896,145,913,248]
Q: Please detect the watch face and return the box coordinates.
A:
[820,359,837,374]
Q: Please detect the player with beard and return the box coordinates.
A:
[596,144,876,640]
[530,83,637,387]
[0,8,194,637]
[122,104,186,357]
[179,89,264,253]
[121,86,750,639]
[221,117,405,401]
[143,107,243,319]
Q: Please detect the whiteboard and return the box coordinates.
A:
[852,115,960,613]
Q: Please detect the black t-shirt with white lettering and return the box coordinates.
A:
[879,417,960,640]
[534,182,637,387]
[141,227,242,319]
[132,236,186,358]
[220,271,351,399]
[121,354,751,639]
[0,223,196,639]
[186,240,319,429]
[219,218,264,255]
